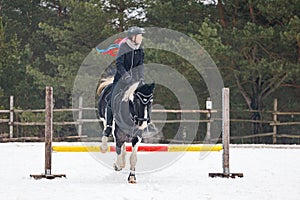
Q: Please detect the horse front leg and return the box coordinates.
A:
[114,143,127,171]
[114,141,126,171]
[128,136,142,184]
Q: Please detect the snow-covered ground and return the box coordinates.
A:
[1,142,300,200]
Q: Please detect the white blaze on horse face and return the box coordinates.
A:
[139,107,148,130]
[122,82,139,102]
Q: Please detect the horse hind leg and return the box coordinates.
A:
[100,112,108,153]
[128,136,142,184]
[100,135,108,153]
[100,106,114,153]
[121,144,126,168]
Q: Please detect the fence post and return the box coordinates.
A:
[9,96,14,138]
[78,96,83,137]
[273,98,278,144]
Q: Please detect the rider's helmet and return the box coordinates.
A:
[126,26,145,38]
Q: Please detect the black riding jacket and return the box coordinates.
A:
[114,41,144,83]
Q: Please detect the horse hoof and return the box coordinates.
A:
[113,163,122,171]
[100,143,108,153]
[100,145,108,153]
[128,173,136,184]
[128,175,136,184]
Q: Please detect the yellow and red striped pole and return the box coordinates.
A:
[52,144,222,152]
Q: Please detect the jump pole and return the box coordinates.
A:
[30,87,66,180]
[209,88,243,178]
[52,144,223,152]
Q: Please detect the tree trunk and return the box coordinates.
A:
[235,73,265,143]
[232,0,238,27]
[248,0,255,22]
[297,40,300,63]
[118,0,125,32]
[217,0,226,28]
[250,95,263,143]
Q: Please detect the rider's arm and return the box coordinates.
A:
[116,43,129,78]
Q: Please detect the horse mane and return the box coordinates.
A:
[122,82,140,102]
[96,76,114,96]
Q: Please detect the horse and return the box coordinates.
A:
[97,77,155,183]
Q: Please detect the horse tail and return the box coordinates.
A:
[97,76,114,96]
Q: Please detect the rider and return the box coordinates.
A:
[102,26,146,137]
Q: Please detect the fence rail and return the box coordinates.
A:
[0,95,299,144]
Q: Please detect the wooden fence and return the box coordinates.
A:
[0,92,300,143]
[228,98,300,143]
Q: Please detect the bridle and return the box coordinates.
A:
[130,91,153,125]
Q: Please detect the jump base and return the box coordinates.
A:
[30,174,66,180]
[208,172,244,178]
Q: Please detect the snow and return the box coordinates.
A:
[1,142,300,200]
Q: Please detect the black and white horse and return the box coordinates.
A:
[97,77,155,183]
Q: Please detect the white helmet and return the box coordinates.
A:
[126,26,145,38]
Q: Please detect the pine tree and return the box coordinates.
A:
[211,0,300,137]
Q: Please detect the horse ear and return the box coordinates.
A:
[150,82,155,91]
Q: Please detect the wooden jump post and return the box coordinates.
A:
[30,87,66,180]
[209,88,243,178]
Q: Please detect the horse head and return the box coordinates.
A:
[129,82,155,130]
